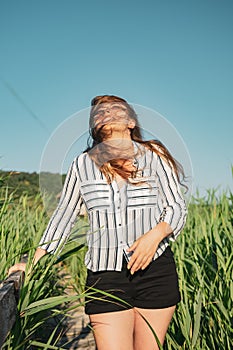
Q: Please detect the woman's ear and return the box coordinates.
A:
[128,120,136,129]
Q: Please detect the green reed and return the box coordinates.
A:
[0,181,86,349]
[167,189,233,350]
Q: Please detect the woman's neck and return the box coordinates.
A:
[103,131,134,154]
[104,128,132,141]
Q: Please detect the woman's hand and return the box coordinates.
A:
[8,262,27,275]
[127,222,173,274]
[7,248,47,276]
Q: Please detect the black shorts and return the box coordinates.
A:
[85,246,181,315]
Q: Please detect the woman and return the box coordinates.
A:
[10,95,187,350]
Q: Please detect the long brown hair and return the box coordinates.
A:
[86,95,186,189]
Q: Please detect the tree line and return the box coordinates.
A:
[0,170,66,199]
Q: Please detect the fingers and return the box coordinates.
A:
[127,255,141,274]
[127,252,153,275]
[141,256,153,270]
[8,263,26,276]
[127,241,138,252]
[126,232,159,274]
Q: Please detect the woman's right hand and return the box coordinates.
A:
[7,248,47,276]
[8,262,27,275]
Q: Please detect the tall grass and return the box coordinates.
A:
[0,174,232,349]
[0,181,87,349]
[167,189,233,349]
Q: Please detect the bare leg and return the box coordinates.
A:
[133,306,176,350]
[89,309,135,350]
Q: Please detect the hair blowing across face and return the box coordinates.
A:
[86,95,186,190]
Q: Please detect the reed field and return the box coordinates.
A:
[0,173,232,349]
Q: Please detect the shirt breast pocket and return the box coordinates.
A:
[80,180,110,211]
[127,177,158,208]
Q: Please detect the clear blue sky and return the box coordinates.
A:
[1,0,232,195]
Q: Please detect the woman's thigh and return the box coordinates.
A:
[133,306,176,350]
[89,309,135,350]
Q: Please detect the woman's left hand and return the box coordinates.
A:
[127,229,161,274]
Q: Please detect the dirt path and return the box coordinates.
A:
[56,306,96,349]
[51,269,96,349]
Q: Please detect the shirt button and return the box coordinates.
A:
[119,223,122,226]
[117,206,120,209]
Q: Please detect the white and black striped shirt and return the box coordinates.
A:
[39,142,187,271]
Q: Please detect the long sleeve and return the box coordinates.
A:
[156,155,187,240]
[39,159,83,254]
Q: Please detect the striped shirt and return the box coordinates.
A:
[39,141,187,272]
